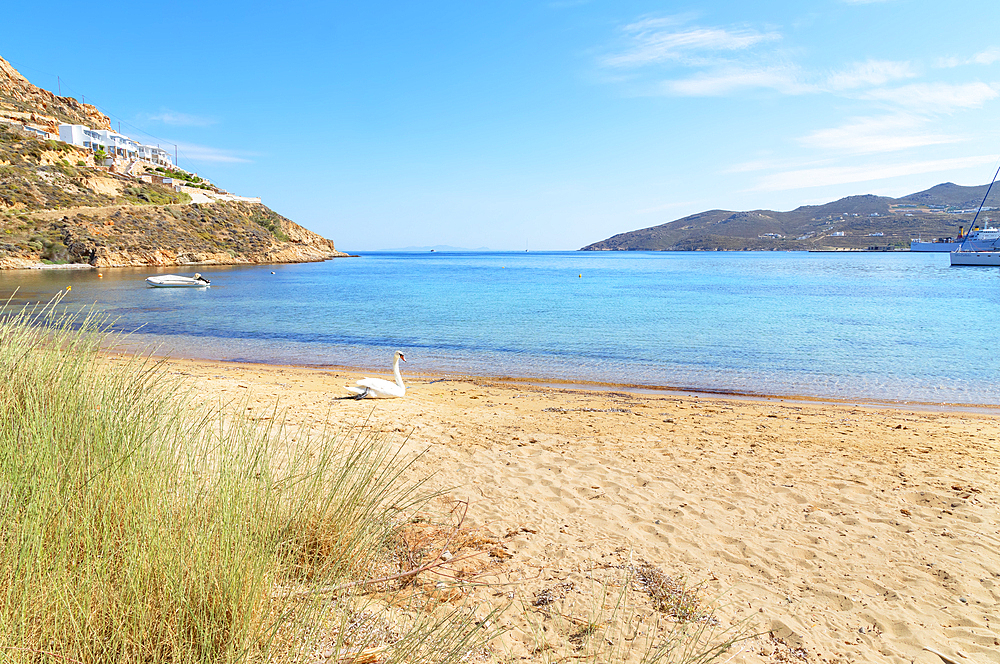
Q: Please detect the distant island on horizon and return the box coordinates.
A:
[582,184,1000,252]
[367,244,494,252]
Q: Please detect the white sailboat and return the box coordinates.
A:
[950,164,1000,266]
[949,249,1000,266]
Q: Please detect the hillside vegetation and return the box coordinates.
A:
[582,190,1000,251]
[1,54,345,269]
[0,123,189,211]
[0,124,344,267]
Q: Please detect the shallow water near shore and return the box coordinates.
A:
[3,251,999,405]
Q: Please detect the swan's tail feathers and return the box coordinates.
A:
[344,385,370,399]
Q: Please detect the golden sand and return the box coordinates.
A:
[160,357,1000,663]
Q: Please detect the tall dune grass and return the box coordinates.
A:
[0,295,749,664]
[0,296,487,663]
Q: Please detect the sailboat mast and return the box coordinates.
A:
[959,162,1000,252]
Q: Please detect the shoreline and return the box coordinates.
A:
[2,257,357,273]
[137,350,1000,415]
[140,353,1000,663]
[10,250,998,411]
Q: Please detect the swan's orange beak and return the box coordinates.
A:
[400,354,407,362]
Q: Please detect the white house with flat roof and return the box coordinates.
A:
[58,124,174,167]
[58,124,86,146]
[139,144,173,166]
[93,129,139,159]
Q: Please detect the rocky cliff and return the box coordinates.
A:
[0,124,345,268]
[1,200,342,269]
[0,57,347,269]
[0,56,111,134]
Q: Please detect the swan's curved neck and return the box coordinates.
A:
[393,355,404,389]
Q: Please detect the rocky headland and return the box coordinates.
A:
[0,56,346,269]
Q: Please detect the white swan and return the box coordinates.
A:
[345,351,407,398]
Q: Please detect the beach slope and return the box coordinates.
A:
[160,358,1000,663]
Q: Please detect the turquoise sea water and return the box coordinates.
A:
[3,251,999,405]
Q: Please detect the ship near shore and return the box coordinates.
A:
[910,225,1000,251]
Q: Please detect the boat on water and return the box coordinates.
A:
[911,226,1000,252]
[950,162,1000,266]
[949,250,1000,266]
[145,273,211,287]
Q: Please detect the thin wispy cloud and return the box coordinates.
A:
[660,59,916,97]
[603,17,780,69]
[752,154,997,192]
[799,115,960,154]
[971,47,1000,65]
[598,13,999,114]
[595,10,1000,200]
[937,47,1000,68]
[826,60,915,90]
[145,110,216,127]
[861,81,998,114]
[173,141,255,164]
[664,64,807,96]
[599,18,922,99]
[725,156,836,174]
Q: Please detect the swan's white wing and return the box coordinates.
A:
[347,377,405,398]
[355,377,398,391]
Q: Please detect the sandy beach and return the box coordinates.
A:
[157,356,1000,664]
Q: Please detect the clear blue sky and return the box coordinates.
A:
[4,1,999,250]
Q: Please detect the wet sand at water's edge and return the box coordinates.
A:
[158,357,1000,664]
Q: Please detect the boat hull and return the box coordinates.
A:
[911,241,962,252]
[912,227,1000,252]
[911,240,1000,252]
[145,275,210,287]
[949,251,1000,266]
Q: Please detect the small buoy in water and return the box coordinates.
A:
[271,271,275,274]
[98,273,103,277]
[579,274,582,278]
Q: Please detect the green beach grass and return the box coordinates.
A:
[0,294,497,663]
[0,294,747,663]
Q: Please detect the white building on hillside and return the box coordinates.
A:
[22,125,55,139]
[58,124,174,167]
[57,124,85,146]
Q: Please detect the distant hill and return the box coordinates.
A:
[581,187,1000,252]
[897,182,1000,209]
